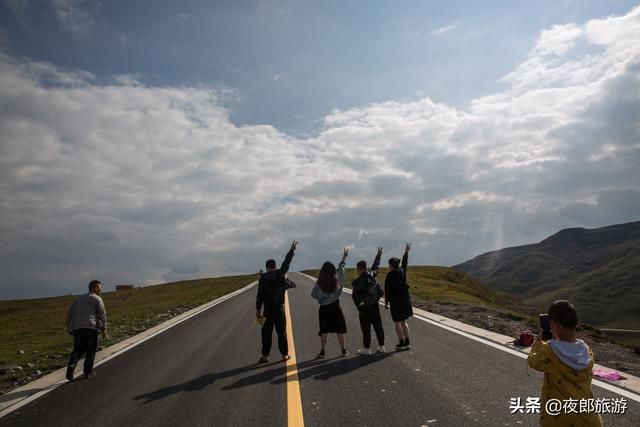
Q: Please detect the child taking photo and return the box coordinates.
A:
[527,300,602,426]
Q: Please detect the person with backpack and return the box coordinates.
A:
[384,242,413,351]
[352,247,385,355]
[256,240,298,363]
[311,247,350,358]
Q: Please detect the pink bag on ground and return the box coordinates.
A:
[592,369,622,381]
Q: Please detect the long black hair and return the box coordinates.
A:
[317,261,338,293]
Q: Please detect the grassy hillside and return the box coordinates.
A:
[0,274,255,393]
[453,220,640,329]
[301,265,526,310]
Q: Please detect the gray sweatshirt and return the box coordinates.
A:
[311,260,346,305]
[549,338,590,370]
[66,293,107,333]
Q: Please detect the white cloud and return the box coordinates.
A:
[430,22,457,37]
[532,23,584,57]
[428,192,513,211]
[112,73,142,86]
[1,6,640,298]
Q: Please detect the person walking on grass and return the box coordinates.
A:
[385,242,413,351]
[311,247,350,358]
[256,240,298,363]
[65,280,108,381]
[352,246,385,355]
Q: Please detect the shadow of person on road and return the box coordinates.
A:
[221,353,391,390]
[220,358,325,391]
[0,387,43,404]
[133,361,281,404]
[276,353,392,384]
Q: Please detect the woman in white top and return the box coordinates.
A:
[311,247,350,358]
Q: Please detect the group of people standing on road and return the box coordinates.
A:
[61,242,604,427]
[255,241,414,363]
[62,240,414,377]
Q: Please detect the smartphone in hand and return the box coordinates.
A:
[539,314,552,341]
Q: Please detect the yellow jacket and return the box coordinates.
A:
[527,339,602,426]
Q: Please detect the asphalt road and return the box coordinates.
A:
[1,271,639,426]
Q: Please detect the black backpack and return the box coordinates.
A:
[359,275,384,307]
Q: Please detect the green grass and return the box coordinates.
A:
[301,265,525,309]
[0,274,255,393]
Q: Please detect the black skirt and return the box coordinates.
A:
[318,300,347,335]
[390,300,413,322]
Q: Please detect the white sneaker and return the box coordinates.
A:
[357,348,372,355]
[376,345,386,353]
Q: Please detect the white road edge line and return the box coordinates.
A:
[293,272,640,404]
[0,280,257,419]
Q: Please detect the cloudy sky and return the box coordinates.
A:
[1,0,639,299]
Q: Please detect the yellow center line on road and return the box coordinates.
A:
[284,291,305,427]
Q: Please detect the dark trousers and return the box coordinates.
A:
[67,328,98,375]
[358,304,385,348]
[261,306,288,357]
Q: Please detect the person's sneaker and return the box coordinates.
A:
[66,367,75,381]
[395,339,406,351]
[341,348,349,357]
[317,350,326,359]
[257,356,269,364]
[404,338,411,350]
[282,354,291,362]
[376,345,386,353]
[356,348,372,355]
[83,371,96,379]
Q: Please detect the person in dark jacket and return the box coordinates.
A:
[256,240,298,363]
[352,247,385,355]
[385,243,413,350]
[311,247,350,358]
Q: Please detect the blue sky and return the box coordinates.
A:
[2,0,636,134]
[1,0,639,298]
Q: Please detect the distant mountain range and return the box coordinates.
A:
[453,221,640,329]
